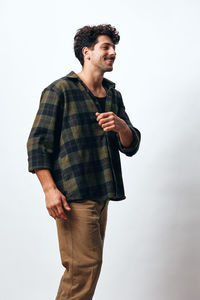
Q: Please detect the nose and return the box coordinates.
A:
[109,47,116,57]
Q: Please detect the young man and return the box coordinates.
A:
[27,24,141,300]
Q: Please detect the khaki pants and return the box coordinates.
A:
[55,200,109,300]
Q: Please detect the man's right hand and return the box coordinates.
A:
[45,187,71,220]
[35,169,71,220]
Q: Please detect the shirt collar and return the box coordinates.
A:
[66,71,116,89]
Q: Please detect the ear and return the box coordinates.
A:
[82,47,90,62]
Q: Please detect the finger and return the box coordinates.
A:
[47,208,57,219]
[98,112,113,117]
[56,204,67,220]
[52,207,61,219]
[102,120,115,129]
[103,125,116,132]
[62,197,71,211]
[98,116,114,126]
[47,200,61,219]
[96,112,114,121]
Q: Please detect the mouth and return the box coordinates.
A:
[104,58,115,64]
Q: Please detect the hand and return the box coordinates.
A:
[95,111,128,133]
[45,187,71,220]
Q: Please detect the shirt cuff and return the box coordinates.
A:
[28,153,52,173]
[116,126,140,156]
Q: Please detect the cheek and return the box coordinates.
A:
[91,55,100,63]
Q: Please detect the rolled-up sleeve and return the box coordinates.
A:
[26,87,62,173]
[116,91,141,156]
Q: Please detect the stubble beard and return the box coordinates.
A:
[102,62,114,73]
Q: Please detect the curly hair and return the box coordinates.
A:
[74,24,120,66]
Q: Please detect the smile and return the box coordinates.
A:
[104,58,114,63]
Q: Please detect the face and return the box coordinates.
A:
[85,35,117,73]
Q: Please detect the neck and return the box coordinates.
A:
[77,67,106,96]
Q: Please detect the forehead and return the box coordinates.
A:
[95,35,114,46]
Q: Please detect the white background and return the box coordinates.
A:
[1,0,200,299]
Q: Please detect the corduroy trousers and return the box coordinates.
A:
[55,199,109,300]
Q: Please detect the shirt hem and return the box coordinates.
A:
[67,195,126,203]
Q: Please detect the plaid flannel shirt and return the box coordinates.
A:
[26,71,141,202]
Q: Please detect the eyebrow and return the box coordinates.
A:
[101,43,116,49]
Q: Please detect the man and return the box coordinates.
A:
[27,24,141,300]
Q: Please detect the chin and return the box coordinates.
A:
[104,66,113,73]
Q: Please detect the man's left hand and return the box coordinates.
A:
[95,112,127,133]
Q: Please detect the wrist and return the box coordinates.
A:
[119,121,129,134]
[43,184,57,194]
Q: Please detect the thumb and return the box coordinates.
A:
[61,196,71,211]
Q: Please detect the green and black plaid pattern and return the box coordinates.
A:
[26,71,141,202]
